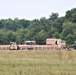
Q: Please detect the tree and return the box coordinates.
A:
[51,17,64,33]
[16,29,28,44]
[65,34,74,46]
[0,29,8,44]
[65,8,76,23]
[34,30,48,44]
[0,21,3,28]
[61,22,76,38]
[49,12,59,21]
[3,18,22,31]
[52,32,60,38]
[6,31,16,44]
[40,17,51,32]
[19,19,30,28]
[61,22,76,46]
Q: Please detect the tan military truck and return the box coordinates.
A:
[9,42,20,50]
[46,38,66,50]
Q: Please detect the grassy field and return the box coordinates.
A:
[0,50,76,75]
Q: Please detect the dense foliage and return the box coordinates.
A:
[0,8,76,46]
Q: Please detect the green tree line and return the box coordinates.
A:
[0,8,76,46]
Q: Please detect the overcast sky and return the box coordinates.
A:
[0,0,76,20]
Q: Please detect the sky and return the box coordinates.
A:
[0,0,76,20]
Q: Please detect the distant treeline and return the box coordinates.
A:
[0,8,76,46]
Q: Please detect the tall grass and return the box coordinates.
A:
[0,50,76,75]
